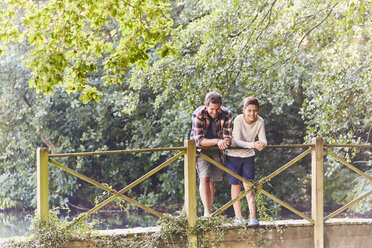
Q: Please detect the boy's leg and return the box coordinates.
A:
[231,183,242,218]
[243,183,256,219]
[241,156,257,221]
[226,155,244,219]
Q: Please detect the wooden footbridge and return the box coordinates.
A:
[36,137,372,247]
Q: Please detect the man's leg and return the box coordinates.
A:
[209,180,215,213]
[231,183,242,218]
[243,183,256,219]
[200,177,213,216]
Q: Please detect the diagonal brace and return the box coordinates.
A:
[325,149,372,182]
[51,151,185,227]
[198,152,314,223]
[324,189,372,221]
[49,159,163,218]
[265,148,313,181]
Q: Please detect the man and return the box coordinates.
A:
[190,92,232,217]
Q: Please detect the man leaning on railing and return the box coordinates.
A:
[190,91,232,217]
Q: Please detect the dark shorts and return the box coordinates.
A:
[226,155,255,184]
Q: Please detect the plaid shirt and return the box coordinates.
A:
[190,105,233,146]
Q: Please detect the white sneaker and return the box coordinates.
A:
[233,218,249,226]
[248,218,259,226]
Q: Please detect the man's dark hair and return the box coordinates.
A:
[205,92,222,105]
[244,96,259,109]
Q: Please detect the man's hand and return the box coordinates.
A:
[253,141,266,151]
[217,139,230,150]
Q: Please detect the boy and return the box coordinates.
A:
[226,96,267,226]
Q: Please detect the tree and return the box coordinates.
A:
[0,42,189,210]
[1,0,370,216]
[0,0,173,103]
[127,0,371,214]
[129,0,371,143]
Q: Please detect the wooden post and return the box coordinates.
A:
[184,140,197,248]
[37,147,49,222]
[312,137,324,248]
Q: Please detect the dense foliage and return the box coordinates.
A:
[130,0,371,143]
[0,209,281,247]
[0,43,188,211]
[0,0,371,221]
[0,0,173,103]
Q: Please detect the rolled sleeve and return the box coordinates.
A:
[191,113,205,146]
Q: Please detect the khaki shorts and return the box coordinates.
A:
[196,151,224,181]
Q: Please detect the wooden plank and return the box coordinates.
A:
[312,137,324,248]
[324,144,372,148]
[49,147,186,157]
[324,189,372,221]
[197,144,315,150]
[37,147,49,222]
[184,140,197,248]
[47,143,371,158]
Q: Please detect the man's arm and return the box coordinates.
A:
[258,120,267,146]
[200,138,221,147]
[254,120,267,151]
[193,114,229,149]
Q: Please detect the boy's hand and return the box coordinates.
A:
[254,141,266,151]
[224,138,231,147]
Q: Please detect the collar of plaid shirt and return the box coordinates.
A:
[200,106,229,139]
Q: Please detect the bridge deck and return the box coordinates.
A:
[1,218,371,247]
[98,218,372,236]
[91,218,372,248]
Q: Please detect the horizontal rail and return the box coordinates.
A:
[49,147,187,157]
[266,144,315,148]
[197,144,315,150]
[48,143,370,158]
[324,144,372,148]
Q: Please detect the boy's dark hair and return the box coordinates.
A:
[244,96,259,109]
[205,92,222,105]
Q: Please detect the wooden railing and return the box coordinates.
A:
[37,138,372,248]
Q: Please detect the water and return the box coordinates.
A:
[0,209,159,239]
[0,210,33,239]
